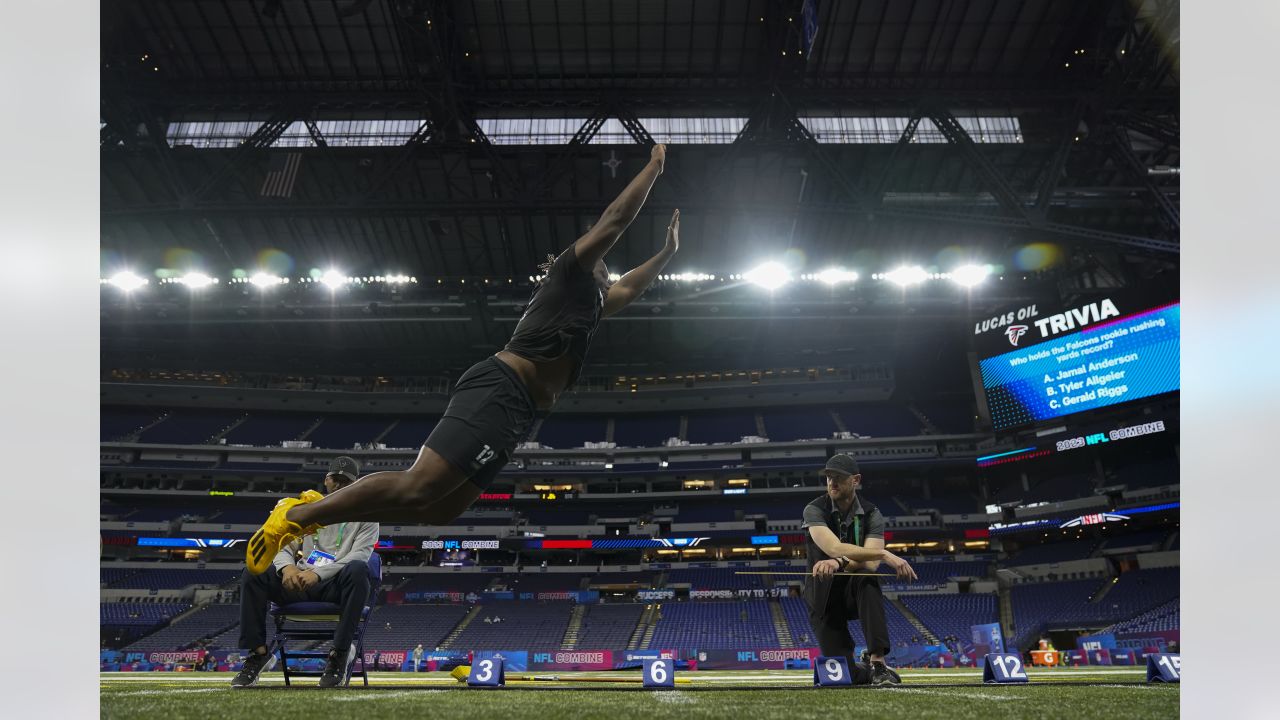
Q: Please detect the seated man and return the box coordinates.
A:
[231,457,379,688]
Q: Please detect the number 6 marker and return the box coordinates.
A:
[644,658,675,688]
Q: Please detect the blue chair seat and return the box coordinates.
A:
[272,602,345,615]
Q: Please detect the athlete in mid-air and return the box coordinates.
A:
[247,144,677,573]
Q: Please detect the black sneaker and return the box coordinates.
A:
[230,651,277,688]
[318,647,356,688]
[870,661,901,686]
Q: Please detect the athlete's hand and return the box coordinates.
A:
[665,209,680,253]
[812,559,841,580]
[881,551,918,582]
[651,143,666,172]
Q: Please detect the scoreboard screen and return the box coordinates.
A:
[974,297,1179,431]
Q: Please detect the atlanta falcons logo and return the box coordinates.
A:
[1005,325,1029,346]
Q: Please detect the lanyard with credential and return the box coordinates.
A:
[315,523,347,551]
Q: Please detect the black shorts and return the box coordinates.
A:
[424,356,539,490]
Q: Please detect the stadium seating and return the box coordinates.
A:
[685,410,759,444]
[1007,542,1098,567]
[760,408,837,441]
[393,574,497,593]
[101,407,166,441]
[379,417,442,449]
[664,568,765,590]
[105,402,978,452]
[101,602,191,628]
[1105,598,1180,636]
[221,413,315,446]
[898,594,999,643]
[109,569,241,590]
[587,572,658,587]
[360,604,472,651]
[647,600,779,649]
[137,410,242,445]
[123,603,241,651]
[1094,567,1180,621]
[448,601,573,650]
[576,603,645,648]
[1099,530,1169,552]
[915,402,976,434]
[834,403,922,437]
[504,574,591,593]
[1009,579,1108,647]
[901,560,990,585]
[536,415,607,448]
[612,413,680,447]
[306,414,394,449]
[114,505,210,522]
[670,504,739,523]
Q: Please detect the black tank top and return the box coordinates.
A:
[503,248,604,391]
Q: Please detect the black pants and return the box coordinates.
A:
[809,575,892,663]
[238,561,371,653]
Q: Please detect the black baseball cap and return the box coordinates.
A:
[821,453,860,478]
[327,456,360,483]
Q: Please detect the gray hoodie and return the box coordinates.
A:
[272,521,380,581]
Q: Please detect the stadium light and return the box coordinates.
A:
[743,261,791,291]
[385,274,411,284]
[950,264,992,288]
[178,272,216,289]
[319,269,348,289]
[249,272,284,288]
[106,271,147,291]
[883,265,928,287]
[816,267,858,285]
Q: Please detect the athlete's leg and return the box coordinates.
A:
[322,478,482,525]
[286,445,470,527]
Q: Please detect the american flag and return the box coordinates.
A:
[260,152,301,198]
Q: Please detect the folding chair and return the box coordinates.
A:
[269,552,381,686]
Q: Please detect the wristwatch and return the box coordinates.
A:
[837,556,850,570]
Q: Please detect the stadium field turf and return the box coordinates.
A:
[101,668,1178,719]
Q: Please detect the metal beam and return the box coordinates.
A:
[1112,111,1179,148]
[926,109,1033,222]
[1034,104,1084,217]
[1106,125,1179,233]
[187,111,297,202]
[530,109,610,200]
[354,119,436,202]
[102,197,1176,253]
[869,115,922,207]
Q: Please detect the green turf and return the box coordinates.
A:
[101,670,1179,720]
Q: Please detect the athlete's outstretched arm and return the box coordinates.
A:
[573,144,666,270]
[603,209,679,318]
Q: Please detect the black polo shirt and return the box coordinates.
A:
[801,493,885,547]
[800,493,885,611]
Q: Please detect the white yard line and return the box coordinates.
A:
[889,688,1024,702]
[652,690,695,704]
[331,690,443,701]
[110,688,225,697]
